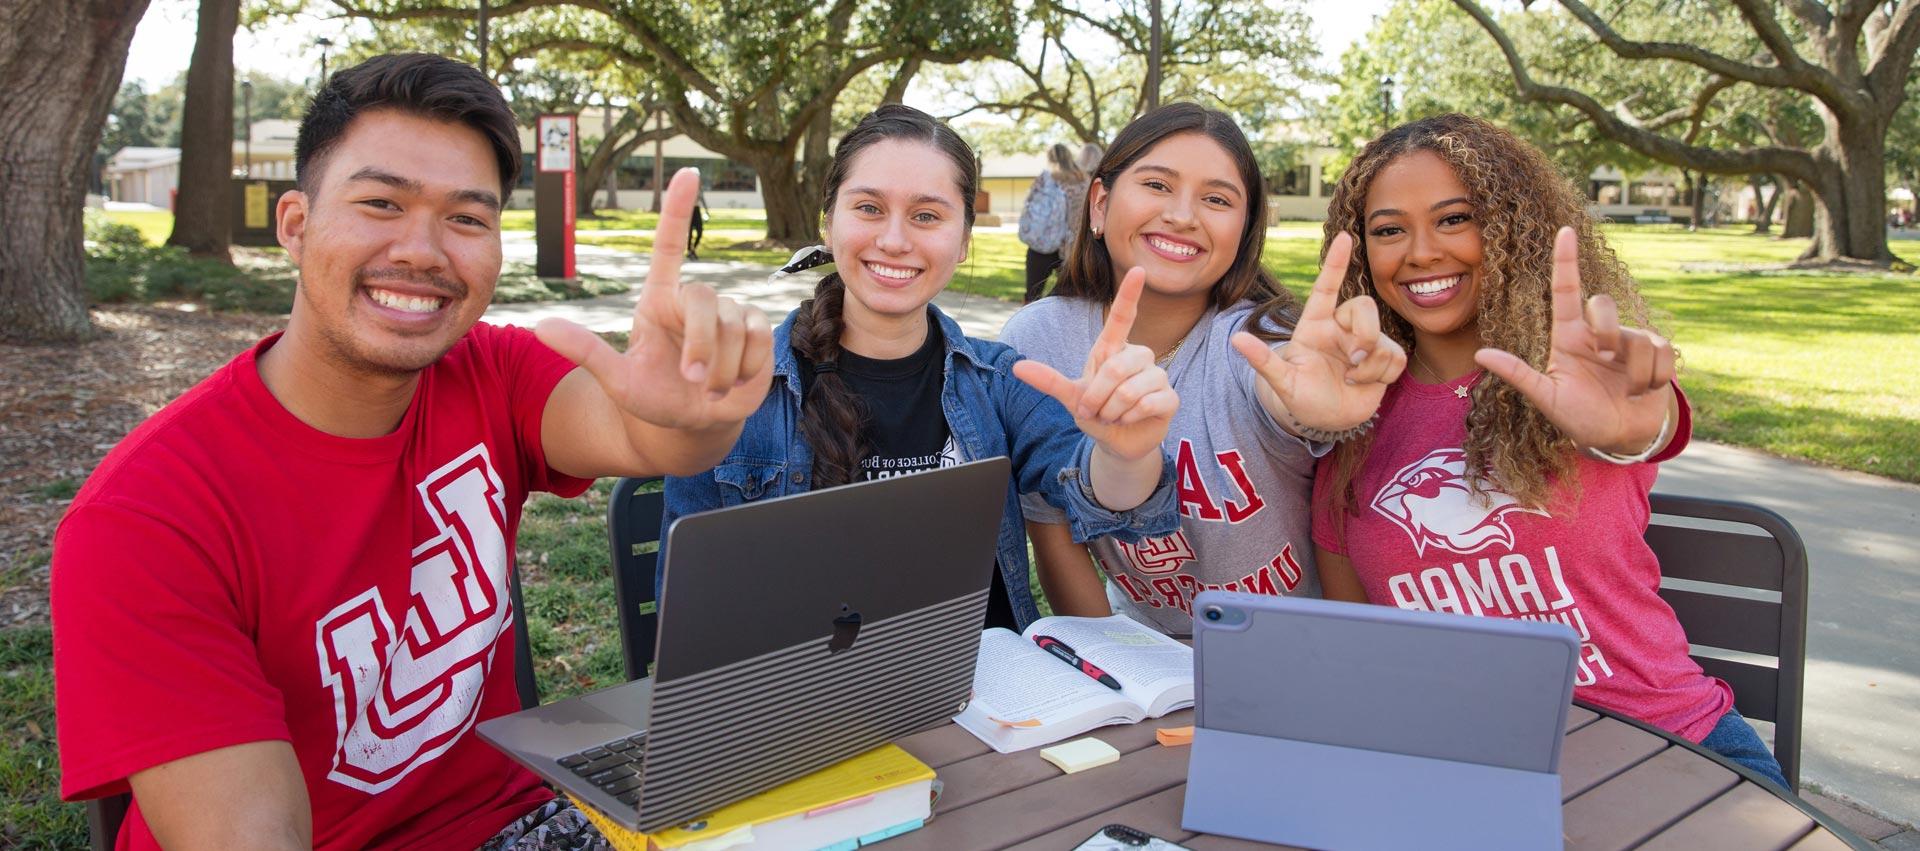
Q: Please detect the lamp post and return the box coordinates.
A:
[240,78,253,177]
[1378,75,1394,132]
[317,37,334,87]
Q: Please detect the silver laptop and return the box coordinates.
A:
[479,457,1009,833]
[1183,591,1579,851]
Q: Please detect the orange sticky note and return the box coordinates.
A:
[1155,725,1194,747]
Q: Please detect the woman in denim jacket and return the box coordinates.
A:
[663,105,1181,630]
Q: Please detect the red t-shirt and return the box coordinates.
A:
[53,323,591,850]
[1312,371,1733,742]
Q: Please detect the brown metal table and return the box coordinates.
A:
[885,704,1869,850]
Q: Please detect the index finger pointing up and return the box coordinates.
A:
[642,168,702,317]
[1094,266,1147,361]
[1301,231,1354,323]
[1549,226,1585,324]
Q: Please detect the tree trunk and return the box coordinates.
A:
[0,0,152,344]
[1691,174,1708,230]
[1749,175,1778,234]
[1798,128,1894,265]
[1782,180,1814,239]
[576,110,644,218]
[797,106,831,222]
[166,0,239,262]
[748,150,818,246]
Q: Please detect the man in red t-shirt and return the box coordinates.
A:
[53,54,773,851]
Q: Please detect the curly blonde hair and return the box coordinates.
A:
[1323,113,1663,516]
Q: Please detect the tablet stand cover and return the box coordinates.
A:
[1182,592,1579,851]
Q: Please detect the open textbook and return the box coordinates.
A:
[954,614,1193,753]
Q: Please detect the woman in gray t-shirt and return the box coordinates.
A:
[999,103,1405,634]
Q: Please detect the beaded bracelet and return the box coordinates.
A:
[1286,410,1378,444]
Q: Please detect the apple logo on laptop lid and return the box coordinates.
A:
[829,604,862,654]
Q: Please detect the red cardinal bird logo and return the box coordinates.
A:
[1371,448,1547,557]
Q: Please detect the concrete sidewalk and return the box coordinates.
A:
[486,236,1920,841]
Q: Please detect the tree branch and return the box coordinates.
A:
[881,57,922,104]
[1555,0,1819,92]
[1454,0,1819,183]
[1867,0,1920,100]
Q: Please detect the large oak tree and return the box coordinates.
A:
[1453,0,1920,266]
[0,0,152,344]
[332,0,1016,245]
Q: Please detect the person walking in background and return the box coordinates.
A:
[1019,143,1091,302]
[687,185,708,261]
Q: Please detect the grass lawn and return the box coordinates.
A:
[101,209,174,244]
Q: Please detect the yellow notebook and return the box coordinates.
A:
[570,744,934,851]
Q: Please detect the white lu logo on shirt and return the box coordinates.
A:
[314,444,512,794]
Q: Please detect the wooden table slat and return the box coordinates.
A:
[1563,744,1741,851]
[1637,781,1817,851]
[1566,704,1599,733]
[885,742,1192,851]
[1785,826,1859,851]
[904,711,1193,816]
[895,721,993,769]
[1003,785,1196,851]
[1558,716,1668,800]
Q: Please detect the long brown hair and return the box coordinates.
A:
[791,104,979,488]
[1053,103,1298,341]
[1322,113,1661,515]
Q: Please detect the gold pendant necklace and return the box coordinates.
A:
[1414,349,1471,398]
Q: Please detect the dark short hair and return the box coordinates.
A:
[295,53,521,197]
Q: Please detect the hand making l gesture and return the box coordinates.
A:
[1012,267,1178,463]
[535,168,774,431]
[1474,227,1676,455]
[1231,232,1405,436]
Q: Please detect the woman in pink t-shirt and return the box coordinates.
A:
[1307,113,1787,789]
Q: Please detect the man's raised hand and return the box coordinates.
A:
[1474,227,1676,454]
[535,168,773,431]
[1231,231,1404,436]
[1011,267,1177,462]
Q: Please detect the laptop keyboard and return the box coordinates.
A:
[556,734,649,804]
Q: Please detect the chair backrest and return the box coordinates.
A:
[608,477,667,682]
[1645,492,1808,790]
[89,531,558,851]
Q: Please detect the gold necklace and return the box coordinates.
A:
[1413,348,1471,398]
[1155,331,1191,367]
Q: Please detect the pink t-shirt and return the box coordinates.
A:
[54,323,590,850]
[1312,371,1732,742]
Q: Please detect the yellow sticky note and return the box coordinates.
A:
[1039,737,1120,774]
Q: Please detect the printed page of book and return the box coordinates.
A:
[954,628,1144,752]
[1022,614,1195,716]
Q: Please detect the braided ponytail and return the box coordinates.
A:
[791,272,870,488]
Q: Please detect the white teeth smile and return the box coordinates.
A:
[1406,275,1461,295]
[1146,236,1199,257]
[368,288,445,314]
[866,262,919,281]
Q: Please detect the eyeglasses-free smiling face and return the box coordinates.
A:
[1362,149,1485,347]
[1088,131,1246,301]
[823,138,970,331]
[278,108,504,376]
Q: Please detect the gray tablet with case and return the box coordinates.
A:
[1182,591,1579,851]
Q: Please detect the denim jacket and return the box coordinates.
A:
[662,304,1179,630]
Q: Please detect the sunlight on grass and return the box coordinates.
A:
[101,209,174,245]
